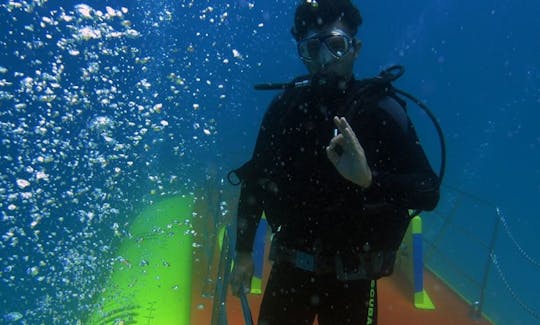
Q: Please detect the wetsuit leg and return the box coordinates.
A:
[258,262,317,325]
[317,278,377,325]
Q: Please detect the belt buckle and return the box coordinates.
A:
[294,250,315,272]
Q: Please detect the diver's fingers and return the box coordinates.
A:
[333,116,352,134]
[328,133,344,147]
[326,145,340,165]
[327,132,345,165]
[241,284,250,295]
[340,116,353,130]
[334,117,356,146]
[337,117,365,156]
[231,268,252,297]
[236,275,251,296]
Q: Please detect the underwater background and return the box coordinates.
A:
[0,0,538,324]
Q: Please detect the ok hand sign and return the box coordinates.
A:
[326,116,372,189]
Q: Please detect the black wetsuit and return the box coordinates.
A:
[234,77,440,325]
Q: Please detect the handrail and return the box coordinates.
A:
[211,225,232,325]
[210,224,255,325]
[239,288,254,325]
[201,174,255,325]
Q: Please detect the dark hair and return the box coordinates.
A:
[291,0,362,41]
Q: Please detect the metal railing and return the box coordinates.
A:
[201,177,253,325]
[211,225,233,325]
[424,185,540,323]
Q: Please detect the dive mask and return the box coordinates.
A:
[297,29,355,62]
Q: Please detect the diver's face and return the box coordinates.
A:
[298,20,361,79]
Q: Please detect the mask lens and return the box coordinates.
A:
[299,39,322,61]
[325,35,349,57]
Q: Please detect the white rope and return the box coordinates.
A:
[496,207,540,269]
[490,253,540,320]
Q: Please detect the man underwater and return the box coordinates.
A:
[230,1,440,324]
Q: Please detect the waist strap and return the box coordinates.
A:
[269,242,334,274]
[269,241,396,280]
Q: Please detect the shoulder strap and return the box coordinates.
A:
[343,77,408,130]
[340,79,392,120]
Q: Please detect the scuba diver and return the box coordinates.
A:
[229,1,441,324]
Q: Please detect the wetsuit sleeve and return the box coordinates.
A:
[366,96,440,211]
[235,96,281,253]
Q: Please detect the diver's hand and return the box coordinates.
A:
[230,251,254,297]
[326,116,372,189]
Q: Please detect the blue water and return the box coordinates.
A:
[0,0,538,324]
